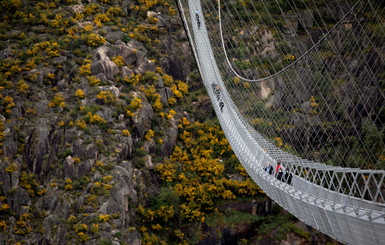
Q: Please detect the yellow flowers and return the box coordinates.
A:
[79,60,91,75]
[177,81,189,95]
[122,129,131,136]
[179,117,190,127]
[233,76,240,85]
[75,89,85,99]
[65,178,73,190]
[124,74,142,85]
[17,80,29,93]
[283,54,296,61]
[162,74,173,86]
[98,214,111,223]
[156,162,177,182]
[48,93,66,108]
[94,13,110,27]
[87,76,100,86]
[76,119,87,129]
[83,3,100,16]
[26,41,60,58]
[111,56,124,66]
[0,220,7,231]
[83,24,93,32]
[0,203,10,211]
[5,163,17,172]
[130,97,142,110]
[309,96,318,115]
[82,33,106,47]
[87,112,107,124]
[145,129,154,140]
[274,137,283,148]
[97,90,116,104]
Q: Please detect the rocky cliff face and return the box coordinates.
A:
[0,0,194,243]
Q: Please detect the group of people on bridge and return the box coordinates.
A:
[211,82,224,112]
[195,9,201,29]
[264,161,292,185]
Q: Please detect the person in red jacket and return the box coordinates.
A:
[275,161,282,173]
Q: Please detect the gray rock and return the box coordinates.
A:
[42,214,62,244]
[155,76,164,88]
[51,56,67,65]
[106,31,125,43]
[53,197,71,220]
[127,231,141,245]
[127,40,145,50]
[133,99,154,137]
[64,156,76,180]
[143,139,156,154]
[25,119,49,175]
[260,29,273,45]
[135,60,156,74]
[100,107,114,123]
[259,79,275,99]
[11,171,19,189]
[110,165,138,225]
[0,169,10,195]
[73,140,99,160]
[98,197,119,214]
[91,60,119,79]
[144,154,154,169]
[94,46,115,60]
[65,128,78,145]
[43,193,59,212]
[11,188,31,214]
[158,88,169,107]
[125,49,147,67]
[96,73,108,84]
[3,134,17,158]
[158,41,192,80]
[122,66,134,77]
[161,121,178,156]
[114,42,132,60]
[77,159,94,177]
[265,92,282,110]
[118,135,133,161]
[105,85,120,98]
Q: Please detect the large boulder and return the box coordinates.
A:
[25,119,49,175]
[132,96,154,137]
[122,66,134,77]
[77,159,94,177]
[106,31,125,43]
[135,60,156,74]
[91,60,119,79]
[73,140,99,160]
[63,156,76,180]
[116,135,133,161]
[10,188,31,214]
[94,46,115,60]
[161,120,178,157]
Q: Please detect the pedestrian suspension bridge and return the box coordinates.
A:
[176,0,385,244]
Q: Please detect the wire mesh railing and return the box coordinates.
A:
[177,0,385,243]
